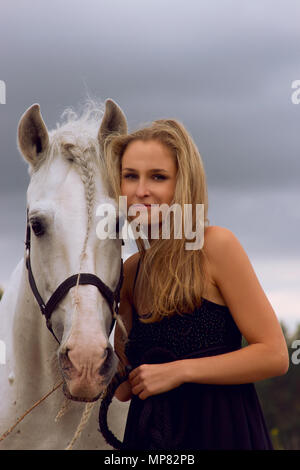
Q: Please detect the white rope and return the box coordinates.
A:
[55,397,72,422]
[65,402,96,450]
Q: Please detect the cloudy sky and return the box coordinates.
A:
[0,0,299,334]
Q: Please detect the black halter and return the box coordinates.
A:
[24,208,124,344]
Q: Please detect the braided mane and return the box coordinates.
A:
[43,100,112,269]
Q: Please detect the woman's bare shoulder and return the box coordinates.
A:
[203,225,239,280]
[123,251,140,277]
[204,225,237,250]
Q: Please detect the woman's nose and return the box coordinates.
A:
[135,178,150,197]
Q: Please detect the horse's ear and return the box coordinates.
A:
[17,104,49,167]
[98,99,127,154]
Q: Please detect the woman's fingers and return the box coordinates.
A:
[131,382,144,395]
[129,374,142,387]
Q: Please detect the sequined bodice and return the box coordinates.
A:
[125,259,242,368]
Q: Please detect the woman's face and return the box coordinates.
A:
[120,139,178,228]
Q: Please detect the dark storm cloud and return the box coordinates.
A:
[1,0,300,194]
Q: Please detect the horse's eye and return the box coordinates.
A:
[31,218,45,237]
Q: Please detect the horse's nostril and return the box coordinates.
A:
[99,347,113,376]
[103,347,109,359]
[59,348,72,370]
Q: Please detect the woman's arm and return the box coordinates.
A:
[178,226,289,385]
[113,254,139,402]
[114,324,133,402]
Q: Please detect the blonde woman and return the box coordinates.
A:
[105,116,289,450]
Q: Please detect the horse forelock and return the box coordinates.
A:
[31,100,113,270]
[48,99,107,173]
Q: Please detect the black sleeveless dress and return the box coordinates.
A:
[122,258,273,450]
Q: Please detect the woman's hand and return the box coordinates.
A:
[114,379,133,402]
[128,361,184,400]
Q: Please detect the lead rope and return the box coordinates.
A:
[0,380,63,443]
[98,364,132,450]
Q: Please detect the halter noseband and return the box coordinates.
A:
[25,208,124,344]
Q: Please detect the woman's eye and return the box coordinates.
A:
[153,174,167,181]
[123,173,137,179]
[123,173,167,181]
[31,219,45,237]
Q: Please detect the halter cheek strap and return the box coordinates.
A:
[25,208,124,344]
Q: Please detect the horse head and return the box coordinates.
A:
[17,99,127,402]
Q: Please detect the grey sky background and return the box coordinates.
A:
[0,0,299,333]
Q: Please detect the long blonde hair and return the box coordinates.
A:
[105,119,210,323]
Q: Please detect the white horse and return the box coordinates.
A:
[0,99,130,449]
